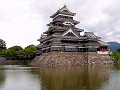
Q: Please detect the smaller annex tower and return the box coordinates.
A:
[31,5,113,66]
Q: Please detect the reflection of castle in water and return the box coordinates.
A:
[35,65,112,90]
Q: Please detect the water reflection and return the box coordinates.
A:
[0,70,5,88]
[114,64,120,70]
[0,65,114,90]
[35,65,112,90]
[0,65,41,90]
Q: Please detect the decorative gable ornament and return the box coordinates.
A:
[62,29,78,37]
[63,21,74,26]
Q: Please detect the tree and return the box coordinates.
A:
[0,45,37,60]
[117,48,120,52]
[22,45,37,60]
[17,45,36,60]
[8,46,23,51]
[1,46,23,59]
[0,39,7,52]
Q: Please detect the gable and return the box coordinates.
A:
[62,29,78,37]
[61,5,70,13]
[64,32,76,37]
[63,10,69,12]
[50,5,75,18]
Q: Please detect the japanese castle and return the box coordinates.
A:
[31,5,113,66]
[36,5,110,55]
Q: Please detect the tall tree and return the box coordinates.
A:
[0,39,7,52]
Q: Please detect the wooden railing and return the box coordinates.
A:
[100,49,110,51]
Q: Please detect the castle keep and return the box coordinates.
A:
[31,6,113,66]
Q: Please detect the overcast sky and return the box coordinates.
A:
[0,0,120,48]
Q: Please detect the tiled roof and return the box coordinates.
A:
[98,41,111,46]
[50,5,76,18]
[85,32,101,39]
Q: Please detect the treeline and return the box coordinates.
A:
[0,39,37,60]
[111,48,120,64]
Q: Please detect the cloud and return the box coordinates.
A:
[75,0,120,42]
[0,0,120,48]
[0,0,43,48]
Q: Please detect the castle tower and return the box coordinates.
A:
[31,6,113,66]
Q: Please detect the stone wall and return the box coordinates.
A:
[31,51,113,66]
[31,51,85,66]
[0,57,31,65]
[87,52,113,64]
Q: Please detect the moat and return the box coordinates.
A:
[0,65,120,90]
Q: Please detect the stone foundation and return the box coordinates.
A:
[31,51,113,66]
[87,52,113,64]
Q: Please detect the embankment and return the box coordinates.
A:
[0,57,31,65]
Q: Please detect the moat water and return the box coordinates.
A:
[0,65,120,90]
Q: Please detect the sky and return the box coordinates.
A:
[0,0,120,48]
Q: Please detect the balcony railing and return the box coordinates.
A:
[100,49,110,51]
